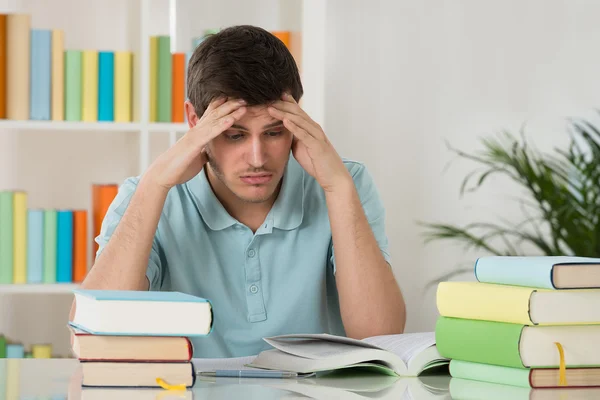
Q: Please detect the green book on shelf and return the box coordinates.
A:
[64,50,82,121]
[43,209,57,283]
[157,35,172,122]
[0,191,14,284]
[0,335,6,358]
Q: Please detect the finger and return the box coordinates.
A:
[270,100,321,131]
[207,98,247,121]
[282,117,318,149]
[281,92,297,104]
[211,106,247,135]
[268,106,324,140]
[203,96,228,114]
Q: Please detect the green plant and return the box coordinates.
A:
[420,117,600,271]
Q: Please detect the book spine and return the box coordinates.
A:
[0,14,6,118]
[98,51,114,121]
[92,184,118,255]
[6,344,24,359]
[0,335,5,357]
[31,344,52,358]
[0,191,14,283]
[64,50,82,121]
[29,29,51,120]
[56,210,73,282]
[449,359,532,388]
[157,36,172,122]
[51,29,64,121]
[436,317,525,368]
[72,210,87,283]
[43,209,57,283]
[82,50,98,121]
[114,51,132,122]
[6,14,31,120]
[149,36,158,122]
[436,282,534,325]
[27,209,44,283]
[171,53,185,122]
[12,191,26,283]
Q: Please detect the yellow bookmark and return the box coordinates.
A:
[554,342,567,386]
[156,377,186,391]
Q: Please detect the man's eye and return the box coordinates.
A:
[226,133,244,141]
[266,131,282,137]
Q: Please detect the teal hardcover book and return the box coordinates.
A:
[475,256,600,289]
[70,289,213,337]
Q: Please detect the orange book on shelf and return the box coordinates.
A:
[72,210,87,282]
[0,14,6,118]
[171,53,185,123]
[92,184,118,256]
[271,31,291,49]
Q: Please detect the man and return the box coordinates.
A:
[70,25,405,358]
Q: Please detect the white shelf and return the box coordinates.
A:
[0,120,189,133]
[0,284,79,294]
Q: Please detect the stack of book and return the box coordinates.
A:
[435,256,600,391]
[70,289,213,388]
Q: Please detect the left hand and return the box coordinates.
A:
[268,93,352,193]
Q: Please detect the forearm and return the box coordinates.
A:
[327,180,406,339]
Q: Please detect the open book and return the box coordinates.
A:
[247,332,449,377]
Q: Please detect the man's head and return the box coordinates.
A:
[185,25,303,204]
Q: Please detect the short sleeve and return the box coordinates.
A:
[329,162,392,273]
[94,177,163,291]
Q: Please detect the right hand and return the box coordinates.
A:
[144,97,247,190]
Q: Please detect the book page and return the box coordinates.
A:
[266,338,369,359]
[362,332,436,366]
[193,355,258,372]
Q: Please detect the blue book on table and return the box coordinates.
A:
[30,30,52,120]
[98,51,114,121]
[27,209,44,283]
[56,210,73,282]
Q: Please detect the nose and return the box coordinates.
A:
[248,135,267,168]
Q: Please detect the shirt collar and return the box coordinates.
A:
[186,155,305,232]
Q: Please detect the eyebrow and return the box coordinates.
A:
[230,121,284,132]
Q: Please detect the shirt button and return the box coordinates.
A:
[247,249,256,258]
[249,285,259,294]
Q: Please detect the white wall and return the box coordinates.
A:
[324,0,600,333]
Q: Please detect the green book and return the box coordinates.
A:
[0,335,6,358]
[157,35,172,122]
[0,191,14,284]
[64,50,82,121]
[436,316,600,368]
[43,209,57,283]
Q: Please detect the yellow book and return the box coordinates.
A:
[6,359,19,399]
[132,52,139,122]
[6,14,30,120]
[51,29,64,121]
[149,36,158,122]
[436,281,600,325]
[32,344,52,358]
[114,51,132,122]
[12,191,26,284]
[82,50,98,121]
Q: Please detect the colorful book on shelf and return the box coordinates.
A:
[6,14,30,120]
[82,50,98,121]
[30,29,51,120]
[0,191,14,283]
[80,361,196,388]
[12,191,27,283]
[6,343,24,359]
[70,289,213,336]
[0,335,6,358]
[149,36,158,122]
[436,281,600,325]
[171,52,185,123]
[450,359,600,389]
[27,209,44,283]
[56,210,73,282]
[435,316,600,369]
[475,256,600,289]
[157,35,172,122]
[114,51,132,122]
[43,209,57,283]
[0,14,6,118]
[64,50,82,121]
[70,326,193,362]
[98,51,114,122]
[72,210,87,282]
[92,184,118,255]
[31,344,52,358]
[51,29,64,121]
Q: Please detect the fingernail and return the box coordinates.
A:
[238,99,246,104]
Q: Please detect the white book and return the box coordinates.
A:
[248,332,449,377]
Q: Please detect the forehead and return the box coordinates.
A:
[234,105,280,129]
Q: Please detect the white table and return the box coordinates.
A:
[1,358,452,399]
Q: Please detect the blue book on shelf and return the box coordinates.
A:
[56,210,73,283]
[27,209,44,283]
[98,51,114,121]
[475,256,600,289]
[6,344,24,359]
[69,289,213,336]
[30,29,52,120]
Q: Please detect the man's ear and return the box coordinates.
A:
[184,100,199,128]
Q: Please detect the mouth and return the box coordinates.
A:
[240,174,273,185]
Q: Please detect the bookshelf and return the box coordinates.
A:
[0,0,326,358]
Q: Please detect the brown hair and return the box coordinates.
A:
[187,25,303,116]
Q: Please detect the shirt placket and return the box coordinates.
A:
[245,237,267,322]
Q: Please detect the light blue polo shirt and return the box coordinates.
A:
[95,155,391,358]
